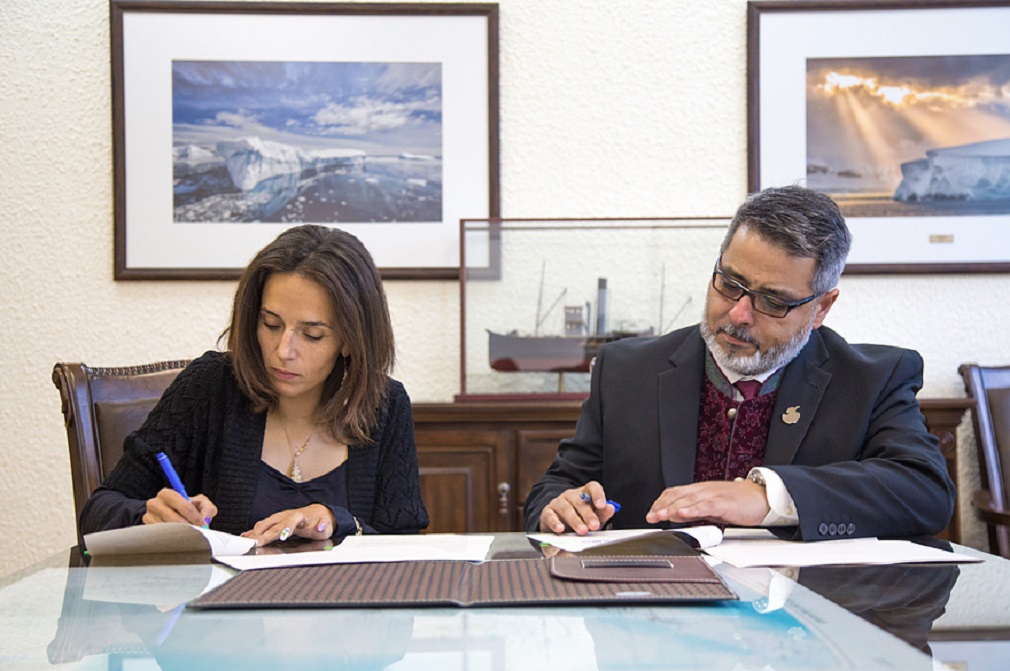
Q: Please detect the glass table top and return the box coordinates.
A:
[1,536,1007,671]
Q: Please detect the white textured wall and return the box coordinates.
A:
[1,0,1007,576]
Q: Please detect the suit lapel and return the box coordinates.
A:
[765,329,832,465]
[658,330,706,487]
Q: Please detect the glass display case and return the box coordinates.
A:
[459,217,731,400]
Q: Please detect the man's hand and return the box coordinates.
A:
[539,481,618,535]
[646,480,770,527]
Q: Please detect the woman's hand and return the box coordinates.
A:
[252,538,334,555]
[242,504,337,546]
[143,489,217,526]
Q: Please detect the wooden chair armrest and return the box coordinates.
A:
[972,489,1010,526]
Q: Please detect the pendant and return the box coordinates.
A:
[290,462,303,483]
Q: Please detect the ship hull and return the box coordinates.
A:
[488,331,625,373]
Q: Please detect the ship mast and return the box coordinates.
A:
[659,263,692,333]
[533,260,567,335]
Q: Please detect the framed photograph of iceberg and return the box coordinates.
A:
[748,0,1010,273]
[111,1,499,280]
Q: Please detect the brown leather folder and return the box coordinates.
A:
[188,555,735,610]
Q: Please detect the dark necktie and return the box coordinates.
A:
[735,379,762,401]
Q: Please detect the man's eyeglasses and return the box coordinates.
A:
[711,258,818,319]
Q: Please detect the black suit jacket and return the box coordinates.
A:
[524,325,956,540]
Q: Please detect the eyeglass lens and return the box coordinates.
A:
[712,273,790,317]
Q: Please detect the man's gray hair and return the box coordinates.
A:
[720,185,852,295]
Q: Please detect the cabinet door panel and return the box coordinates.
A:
[516,430,570,521]
[415,430,504,533]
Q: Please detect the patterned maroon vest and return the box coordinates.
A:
[693,357,781,482]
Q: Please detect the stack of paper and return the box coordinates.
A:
[84,524,256,557]
[83,524,496,571]
[530,527,982,568]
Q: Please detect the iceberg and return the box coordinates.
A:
[216,137,365,191]
[894,138,1010,202]
[306,147,365,173]
[400,152,437,161]
[173,144,218,164]
[217,137,305,191]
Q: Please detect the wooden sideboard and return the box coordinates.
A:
[413,398,974,541]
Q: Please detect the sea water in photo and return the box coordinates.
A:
[173,145,442,223]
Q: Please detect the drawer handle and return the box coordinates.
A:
[497,482,511,515]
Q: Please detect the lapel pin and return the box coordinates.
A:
[782,406,801,425]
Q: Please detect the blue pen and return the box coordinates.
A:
[580,491,621,513]
[156,452,210,527]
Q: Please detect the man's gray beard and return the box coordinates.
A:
[700,303,816,377]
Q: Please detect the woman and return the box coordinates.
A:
[80,225,429,544]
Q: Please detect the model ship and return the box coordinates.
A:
[487,278,654,373]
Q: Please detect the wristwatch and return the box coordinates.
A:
[747,469,767,488]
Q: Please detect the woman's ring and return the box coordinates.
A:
[279,527,292,541]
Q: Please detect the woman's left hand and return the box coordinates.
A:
[242,504,336,546]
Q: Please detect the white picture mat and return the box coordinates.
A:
[121,10,491,272]
[756,5,1010,266]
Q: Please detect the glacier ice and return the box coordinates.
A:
[214,137,365,191]
[173,144,218,164]
[894,138,1010,202]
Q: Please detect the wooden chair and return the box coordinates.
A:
[958,363,1010,558]
[52,360,189,533]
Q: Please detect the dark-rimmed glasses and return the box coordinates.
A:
[711,258,818,318]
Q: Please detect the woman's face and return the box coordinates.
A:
[257,272,344,406]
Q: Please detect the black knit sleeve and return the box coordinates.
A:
[366,380,430,534]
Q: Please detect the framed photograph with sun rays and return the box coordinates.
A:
[111,1,499,280]
[748,0,1010,273]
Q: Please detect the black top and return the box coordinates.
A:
[248,461,350,529]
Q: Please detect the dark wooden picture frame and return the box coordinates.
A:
[748,0,1010,274]
[112,1,499,280]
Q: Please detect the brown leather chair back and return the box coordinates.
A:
[959,363,1010,558]
[52,361,189,530]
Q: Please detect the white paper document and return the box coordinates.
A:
[705,537,983,568]
[528,527,980,569]
[528,526,724,553]
[217,533,496,571]
[83,523,257,557]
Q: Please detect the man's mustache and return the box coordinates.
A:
[718,324,757,346]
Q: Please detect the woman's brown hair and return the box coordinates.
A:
[226,225,395,445]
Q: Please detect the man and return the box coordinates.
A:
[525,185,955,540]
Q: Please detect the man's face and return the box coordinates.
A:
[701,226,838,376]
